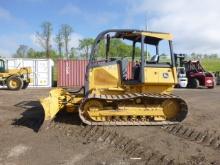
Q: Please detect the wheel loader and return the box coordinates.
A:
[41,29,188,125]
[0,59,32,90]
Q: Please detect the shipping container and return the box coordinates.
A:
[57,60,88,87]
[3,58,54,87]
[57,59,133,87]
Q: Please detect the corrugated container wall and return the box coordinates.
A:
[57,60,88,87]
[57,59,133,87]
[4,58,54,87]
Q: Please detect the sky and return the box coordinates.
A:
[0,0,219,57]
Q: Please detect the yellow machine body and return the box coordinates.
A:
[88,63,177,94]
[0,67,32,78]
[0,59,32,90]
[41,29,188,125]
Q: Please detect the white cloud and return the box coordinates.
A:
[59,4,117,26]
[85,12,118,25]
[69,32,83,48]
[0,32,83,57]
[0,48,11,57]
[127,0,220,54]
[0,6,29,29]
[0,34,32,57]
[59,4,81,16]
[0,6,12,20]
[30,34,40,49]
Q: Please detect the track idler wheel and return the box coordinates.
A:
[82,100,104,121]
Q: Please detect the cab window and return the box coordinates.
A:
[145,40,172,65]
[0,60,5,72]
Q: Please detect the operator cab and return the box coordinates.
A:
[87,29,176,91]
[184,61,205,73]
[0,59,5,73]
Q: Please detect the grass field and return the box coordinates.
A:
[201,59,220,72]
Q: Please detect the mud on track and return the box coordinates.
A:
[0,87,220,164]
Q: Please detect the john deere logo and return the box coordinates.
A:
[163,73,169,79]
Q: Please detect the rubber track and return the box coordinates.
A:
[79,93,188,126]
[162,124,220,151]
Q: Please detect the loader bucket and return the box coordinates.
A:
[40,88,66,120]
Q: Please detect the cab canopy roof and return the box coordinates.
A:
[113,30,173,45]
[95,29,173,46]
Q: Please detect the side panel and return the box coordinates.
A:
[144,67,177,84]
[89,63,121,90]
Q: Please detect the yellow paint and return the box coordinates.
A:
[86,102,179,122]
[0,67,32,83]
[9,79,19,88]
[88,106,165,117]
[89,63,121,90]
[39,30,183,124]
[40,64,178,120]
[127,85,173,94]
[40,88,83,120]
[141,32,173,40]
[3,67,32,76]
[144,67,175,84]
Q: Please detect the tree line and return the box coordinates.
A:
[13,21,146,60]
[12,21,219,60]
[13,21,95,59]
[188,53,219,59]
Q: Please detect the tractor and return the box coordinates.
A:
[0,59,32,90]
[183,60,215,88]
[174,54,214,89]
[40,29,188,126]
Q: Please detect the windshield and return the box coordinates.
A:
[144,40,172,65]
[93,38,136,61]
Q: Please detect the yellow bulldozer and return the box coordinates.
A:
[41,29,188,125]
[0,59,32,90]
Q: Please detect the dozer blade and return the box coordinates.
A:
[40,88,66,120]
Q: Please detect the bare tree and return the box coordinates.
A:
[55,30,63,57]
[61,24,73,58]
[14,45,28,58]
[36,22,52,58]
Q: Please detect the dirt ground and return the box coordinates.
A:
[0,87,220,165]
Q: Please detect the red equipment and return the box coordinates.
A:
[184,60,215,88]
